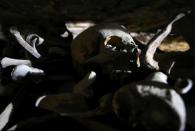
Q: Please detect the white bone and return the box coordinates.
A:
[146,71,168,84]
[0,103,13,130]
[7,124,17,131]
[11,65,44,80]
[145,13,186,70]
[26,34,44,47]
[1,57,31,68]
[113,71,187,131]
[174,78,193,94]
[9,27,42,58]
[73,71,96,94]
[146,71,193,94]
[35,95,47,107]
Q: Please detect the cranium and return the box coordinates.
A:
[113,71,188,131]
[71,13,185,79]
[71,23,141,78]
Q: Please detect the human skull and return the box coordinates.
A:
[71,23,141,78]
[113,72,187,131]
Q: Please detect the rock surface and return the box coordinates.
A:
[0,0,195,31]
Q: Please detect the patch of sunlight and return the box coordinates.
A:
[159,37,190,52]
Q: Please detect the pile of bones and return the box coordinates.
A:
[0,12,193,131]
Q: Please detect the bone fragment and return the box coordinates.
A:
[0,103,13,130]
[26,34,44,47]
[73,71,96,95]
[1,57,31,68]
[11,64,44,80]
[9,27,42,58]
[145,13,185,70]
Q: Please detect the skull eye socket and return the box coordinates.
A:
[104,36,125,51]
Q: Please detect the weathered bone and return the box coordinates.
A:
[11,64,44,80]
[0,103,13,130]
[36,71,96,112]
[144,13,185,70]
[73,71,96,95]
[9,27,42,58]
[7,124,17,131]
[173,78,193,94]
[113,71,187,131]
[71,23,139,77]
[60,93,113,118]
[145,71,168,83]
[66,22,95,39]
[145,71,193,94]
[1,57,32,68]
[26,34,44,47]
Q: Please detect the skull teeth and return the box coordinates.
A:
[105,45,131,54]
[109,69,132,81]
[112,70,132,73]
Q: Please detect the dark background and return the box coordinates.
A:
[0,0,195,131]
[0,0,194,31]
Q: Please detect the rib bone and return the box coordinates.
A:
[144,13,185,70]
[9,27,42,58]
[26,34,44,47]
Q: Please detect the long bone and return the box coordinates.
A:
[11,64,44,81]
[36,71,96,112]
[36,71,113,118]
[0,103,13,130]
[144,13,185,70]
[1,57,31,68]
[9,27,43,58]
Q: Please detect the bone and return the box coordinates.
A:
[26,34,44,47]
[0,103,13,130]
[11,64,44,81]
[174,78,193,94]
[35,95,47,107]
[1,57,32,68]
[7,124,17,131]
[146,71,168,84]
[35,71,96,114]
[146,71,193,94]
[113,71,187,131]
[73,71,96,95]
[9,27,42,58]
[167,61,175,74]
[144,13,186,70]
[66,22,95,39]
